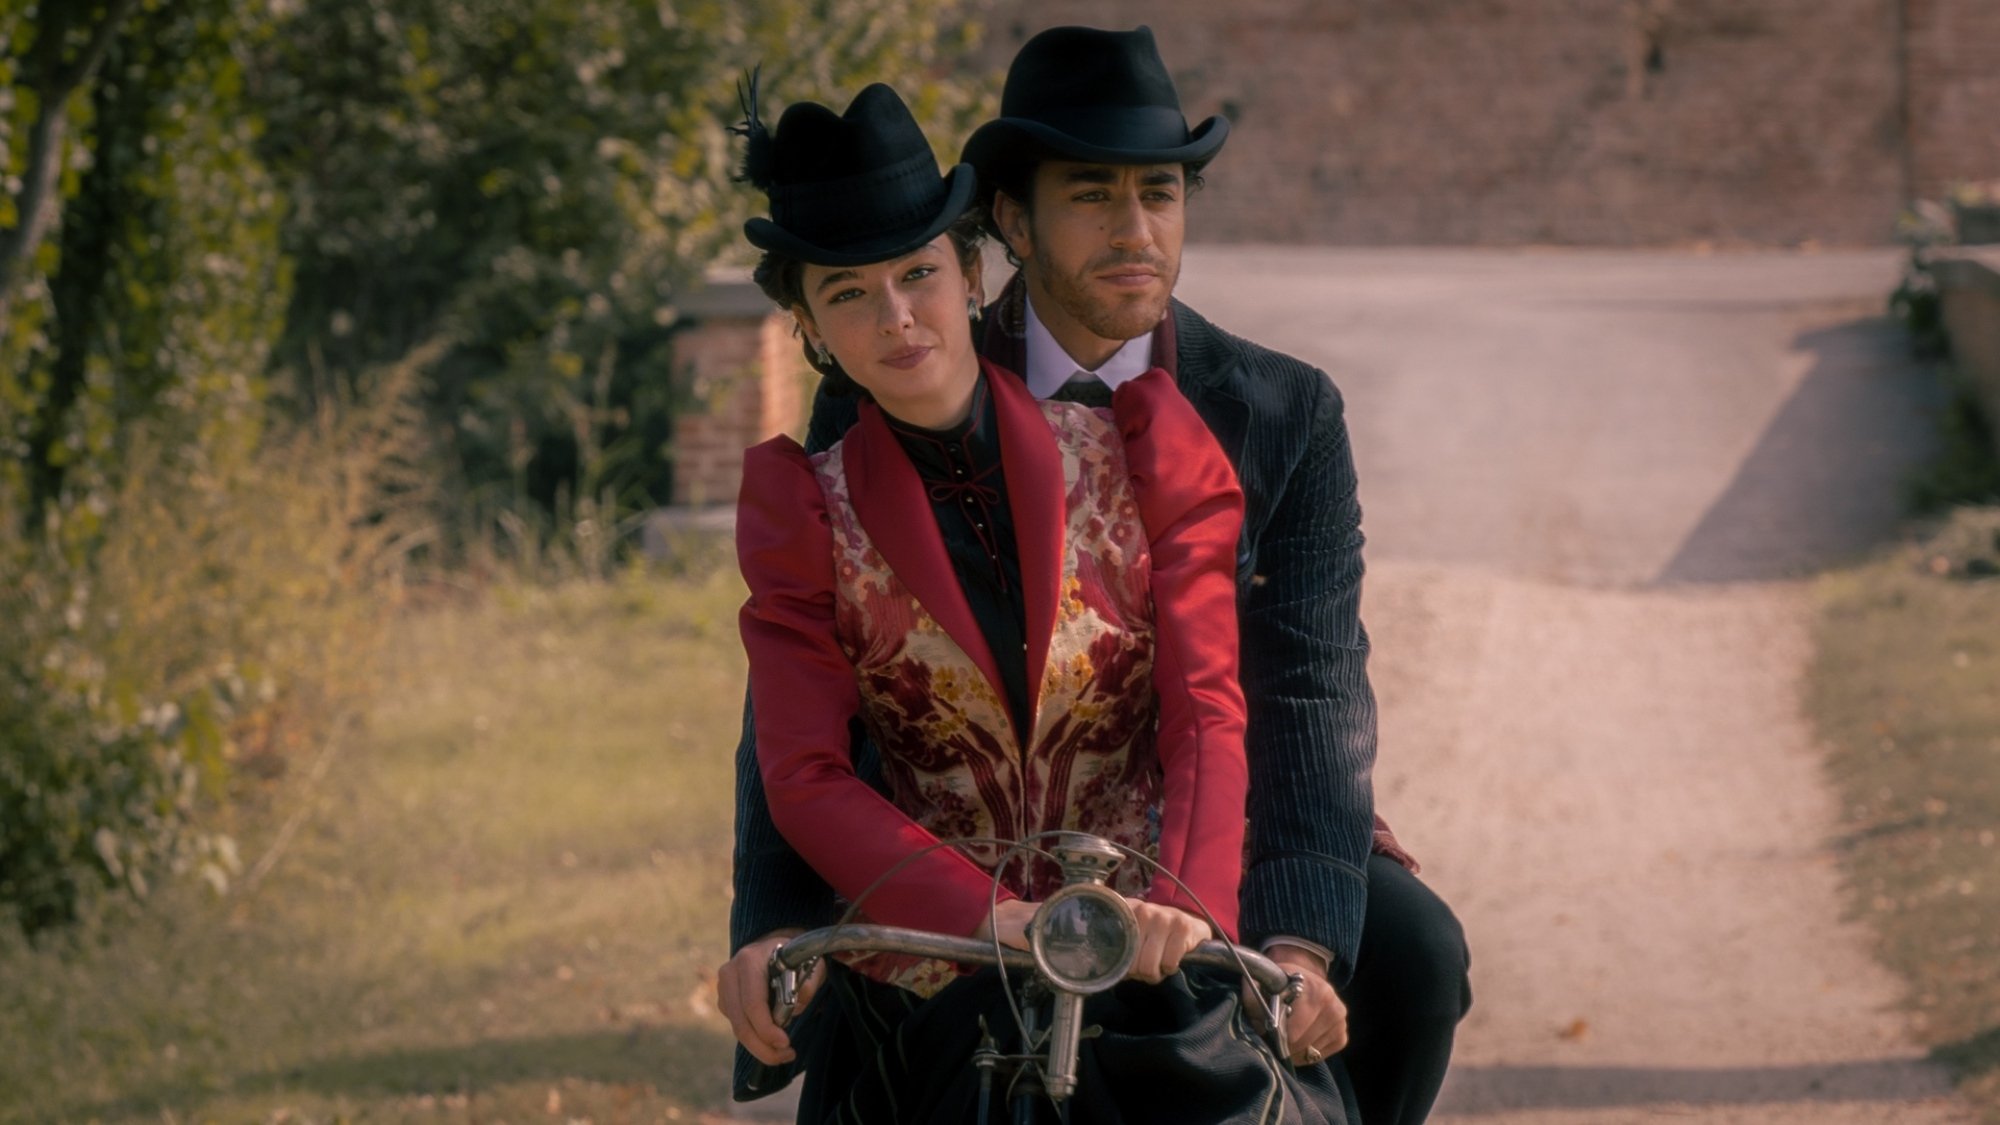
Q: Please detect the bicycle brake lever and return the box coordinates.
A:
[1268,971,1305,1061]
[768,944,811,1028]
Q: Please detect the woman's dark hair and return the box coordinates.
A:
[752,206,988,398]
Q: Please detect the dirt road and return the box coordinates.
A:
[1178,247,1972,1123]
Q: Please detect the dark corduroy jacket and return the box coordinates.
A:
[728,284,1377,1100]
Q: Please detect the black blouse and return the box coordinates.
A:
[884,376,1031,738]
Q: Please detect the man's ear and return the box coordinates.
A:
[994,191,1033,263]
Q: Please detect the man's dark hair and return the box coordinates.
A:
[750,206,987,398]
[978,155,1208,269]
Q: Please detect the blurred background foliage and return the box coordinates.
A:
[252,0,988,522]
[0,0,990,934]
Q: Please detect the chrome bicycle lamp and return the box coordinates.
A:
[1029,835,1144,1099]
[1028,882,1139,995]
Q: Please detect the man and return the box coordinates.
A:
[718,25,1471,1125]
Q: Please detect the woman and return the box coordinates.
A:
[732,82,1345,1124]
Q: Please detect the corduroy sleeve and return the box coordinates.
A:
[1235,369,1376,985]
[1114,369,1250,942]
[736,437,1013,940]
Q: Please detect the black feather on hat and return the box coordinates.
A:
[728,67,777,191]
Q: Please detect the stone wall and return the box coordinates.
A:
[1906,0,2000,203]
[973,0,1999,246]
[1935,248,2000,449]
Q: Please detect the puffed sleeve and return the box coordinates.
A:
[1111,368,1250,941]
[736,437,1014,938]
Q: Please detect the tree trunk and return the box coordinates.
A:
[0,0,139,324]
[0,102,70,324]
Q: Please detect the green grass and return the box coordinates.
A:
[0,562,749,1124]
[1809,505,2000,1123]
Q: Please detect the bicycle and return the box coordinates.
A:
[766,832,1308,1124]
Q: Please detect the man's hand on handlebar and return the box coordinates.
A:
[1265,944,1349,1066]
[717,928,824,1066]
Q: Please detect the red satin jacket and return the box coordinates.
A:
[736,360,1248,993]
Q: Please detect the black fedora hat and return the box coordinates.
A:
[738,82,976,267]
[960,25,1228,175]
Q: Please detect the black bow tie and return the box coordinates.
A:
[1047,377,1113,408]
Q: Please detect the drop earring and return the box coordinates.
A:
[967,297,983,322]
[812,339,831,366]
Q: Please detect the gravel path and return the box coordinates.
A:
[1178,247,1973,1123]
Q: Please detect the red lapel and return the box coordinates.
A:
[984,357,1063,741]
[844,360,1065,750]
[845,395,1010,730]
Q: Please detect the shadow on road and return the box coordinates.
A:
[1437,1057,1955,1113]
[1935,1024,2000,1083]
[1655,317,1943,585]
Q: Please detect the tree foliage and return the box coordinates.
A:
[0,0,315,935]
[0,0,990,933]
[253,0,990,524]
[0,0,400,936]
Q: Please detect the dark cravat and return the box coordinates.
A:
[1047,376,1113,408]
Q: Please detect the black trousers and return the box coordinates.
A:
[1338,855,1473,1125]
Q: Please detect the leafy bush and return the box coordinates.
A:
[1906,382,2000,515]
[1890,200,1953,360]
[0,0,991,934]
[0,364,430,937]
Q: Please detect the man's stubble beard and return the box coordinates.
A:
[1034,248,1181,345]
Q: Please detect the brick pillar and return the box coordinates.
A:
[669,280,810,507]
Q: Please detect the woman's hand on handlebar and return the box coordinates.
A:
[1126,900,1212,983]
[972,898,1039,949]
[974,896,1210,982]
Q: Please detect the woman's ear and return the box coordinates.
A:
[790,305,821,352]
[964,261,986,310]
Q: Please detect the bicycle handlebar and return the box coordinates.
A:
[772,924,1295,997]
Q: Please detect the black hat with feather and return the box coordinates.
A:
[735,78,975,266]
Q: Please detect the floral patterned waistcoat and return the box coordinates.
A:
[813,400,1162,994]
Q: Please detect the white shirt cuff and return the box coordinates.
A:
[1259,936,1334,976]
